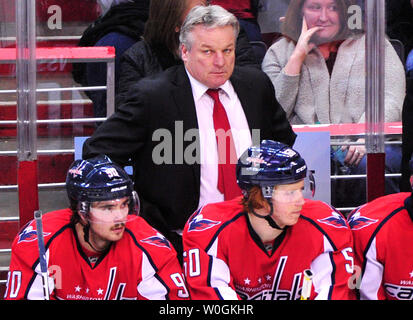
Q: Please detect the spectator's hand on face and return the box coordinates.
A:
[293,17,322,59]
[284,17,323,75]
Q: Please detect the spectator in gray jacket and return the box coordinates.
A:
[262,0,406,208]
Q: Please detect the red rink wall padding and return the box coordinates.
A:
[0,154,74,185]
[367,153,386,202]
[0,221,19,249]
[17,161,40,227]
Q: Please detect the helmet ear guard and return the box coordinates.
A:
[261,185,275,199]
[130,190,141,216]
[77,201,90,221]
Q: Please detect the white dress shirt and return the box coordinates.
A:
[185,69,252,208]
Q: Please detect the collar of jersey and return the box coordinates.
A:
[244,212,288,257]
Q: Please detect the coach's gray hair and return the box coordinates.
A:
[179,5,240,51]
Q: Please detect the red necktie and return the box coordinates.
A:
[206,89,242,200]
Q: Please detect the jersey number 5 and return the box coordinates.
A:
[341,247,354,274]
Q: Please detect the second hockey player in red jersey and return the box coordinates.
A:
[4,155,189,300]
[182,140,356,300]
[349,158,413,300]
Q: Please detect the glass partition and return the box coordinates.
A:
[0,0,103,297]
[258,0,405,212]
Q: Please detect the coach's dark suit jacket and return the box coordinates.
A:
[83,64,296,238]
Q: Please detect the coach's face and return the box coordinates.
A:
[181,24,236,89]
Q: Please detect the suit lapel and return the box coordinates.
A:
[171,65,199,132]
[170,65,201,191]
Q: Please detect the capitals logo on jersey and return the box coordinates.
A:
[188,214,221,232]
[17,225,51,243]
[140,233,171,249]
[348,212,378,230]
[317,211,348,229]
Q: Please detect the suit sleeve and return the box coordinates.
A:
[182,229,240,300]
[263,72,297,147]
[82,84,149,166]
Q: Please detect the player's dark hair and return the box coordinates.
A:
[143,0,188,58]
[69,199,85,226]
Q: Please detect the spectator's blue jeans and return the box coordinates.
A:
[331,144,401,209]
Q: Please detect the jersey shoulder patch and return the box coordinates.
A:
[301,200,350,229]
[14,209,71,246]
[348,211,379,230]
[187,212,221,232]
[317,211,349,229]
[140,232,172,250]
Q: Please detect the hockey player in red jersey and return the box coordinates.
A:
[4,155,189,300]
[349,158,413,300]
[182,140,355,300]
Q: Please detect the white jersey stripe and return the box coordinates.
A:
[311,236,334,300]
[359,237,383,300]
[137,252,168,300]
[27,249,54,300]
[207,238,238,300]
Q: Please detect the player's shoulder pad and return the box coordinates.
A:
[299,200,353,250]
[12,208,71,250]
[347,193,409,232]
[126,217,175,254]
[184,198,243,236]
[300,199,350,229]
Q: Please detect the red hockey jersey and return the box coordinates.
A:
[4,209,189,300]
[349,192,413,300]
[182,196,355,300]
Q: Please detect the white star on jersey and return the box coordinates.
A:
[97,288,104,295]
[244,278,251,285]
[409,270,413,278]
[75,285,81,292]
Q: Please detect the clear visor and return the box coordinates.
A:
[272,171,315,203]
[86,191,140,224]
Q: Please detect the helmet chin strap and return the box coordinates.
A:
[248,201,285,230]
[78,202,110,253]
[82,222,108,253]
